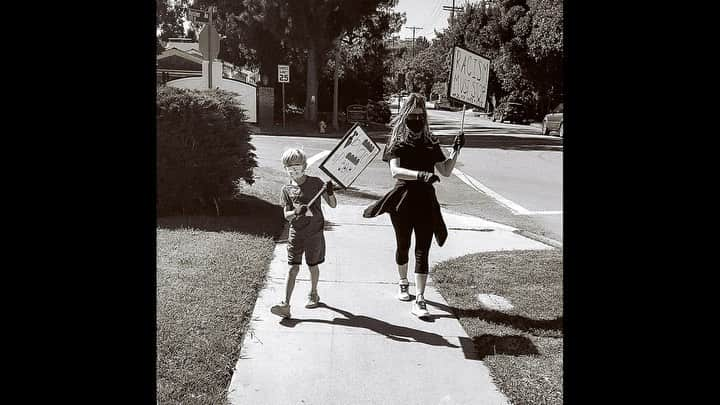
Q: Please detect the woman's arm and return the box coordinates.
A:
[435,148,459,177]
[390,158,422,180]
[321,193,337,208]
[284,208,297,221]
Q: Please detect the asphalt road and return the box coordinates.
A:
[249,118,563,243]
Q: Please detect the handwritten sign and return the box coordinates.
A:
[448,46,490,109]
[319,123,380,189]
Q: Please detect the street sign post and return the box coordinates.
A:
[198,7,219,89]
[278,65,290,83]
[278,65,289,128]
[187,8,209,24]
[448,46,490,133]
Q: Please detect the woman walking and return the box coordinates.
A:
[363,93,465,318]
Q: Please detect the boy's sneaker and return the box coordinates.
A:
[270,302,291,318]
[397,281,411,301]
[305,292,321,308]
[411,298,430,318]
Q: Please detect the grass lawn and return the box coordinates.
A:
[157,166,290,404]
[432,249,563,405]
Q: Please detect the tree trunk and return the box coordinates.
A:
[304,43,319,122]
[332,47,340,130]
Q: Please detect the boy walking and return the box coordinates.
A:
[271,148,337,318]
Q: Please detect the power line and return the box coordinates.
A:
[421,1,443,36]
[442,0,463,25]
[405,26,423,58]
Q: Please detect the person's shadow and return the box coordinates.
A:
[280,303,459,348]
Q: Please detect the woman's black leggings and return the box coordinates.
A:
[390,211,433,274]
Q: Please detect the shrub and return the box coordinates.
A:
[366,100,391,124]
[157,86,257,215]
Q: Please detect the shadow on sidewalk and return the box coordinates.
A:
[421,300,544,360]
[424,299,562,335]
[279,303,459,348]
[458,335,540,360]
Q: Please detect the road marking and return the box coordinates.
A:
[520,210,563,215]
[307,150,330,166]
[451,168,562,216]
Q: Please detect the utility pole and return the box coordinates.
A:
[443,1,463,25]
[405,26,423,59]
[208,6,213,89]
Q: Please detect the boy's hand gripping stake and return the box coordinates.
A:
[299,182,330,217]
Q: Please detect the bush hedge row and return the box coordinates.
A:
[157,86,257,215]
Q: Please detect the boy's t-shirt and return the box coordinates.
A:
[280,175,325,235]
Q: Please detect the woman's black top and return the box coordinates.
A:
[363,136,449,246]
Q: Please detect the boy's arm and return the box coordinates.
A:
[284,208,296,221]
[281,187,307,220]
[285,205,308,220]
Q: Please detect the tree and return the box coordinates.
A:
[406,48,436,96]
[157,0,188,42]
[186,27,197,42]
[413,36,430,55]
[424,0,562,117]
[325,4,404,127]
[205,0,398,123]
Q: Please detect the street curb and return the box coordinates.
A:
[512,229,563,249]
[251,131,390,143]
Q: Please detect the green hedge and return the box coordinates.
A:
[157,86,257,215]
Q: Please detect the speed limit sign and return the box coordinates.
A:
[278,65,290,83]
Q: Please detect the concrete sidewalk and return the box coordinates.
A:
[227,204,553,405]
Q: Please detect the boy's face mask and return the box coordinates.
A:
[406,114,425,133]
[285,164,305,179]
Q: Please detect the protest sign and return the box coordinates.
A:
[448,46,490,109]
[319,123,380,189]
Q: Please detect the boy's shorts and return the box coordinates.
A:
[287,229,325,266]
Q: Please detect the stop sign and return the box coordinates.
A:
[198,24,220,60]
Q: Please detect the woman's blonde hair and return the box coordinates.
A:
[386,93,436,154]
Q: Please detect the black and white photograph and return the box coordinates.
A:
[156,0,563,403]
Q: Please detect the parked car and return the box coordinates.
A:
[542,103,563,137]
[492,102,529,124]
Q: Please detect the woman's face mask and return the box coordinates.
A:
[285,164,305,179]
[406,113,425,133]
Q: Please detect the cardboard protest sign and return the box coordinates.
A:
[448,46,491,109]
[319,123,380,189]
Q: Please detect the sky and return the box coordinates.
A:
[175,1,464,40]
[393,0,464,40]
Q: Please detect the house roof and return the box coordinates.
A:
[158,48,203,65]
[158,40,260,82]
[164,39,199,53]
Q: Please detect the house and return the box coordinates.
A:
[157,38,260,122]
[157,38,260,85]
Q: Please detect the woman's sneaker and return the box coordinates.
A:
[397,281,411,301]
[411,298,430,318]
[305,292,321,308]
[270,302,291,318]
